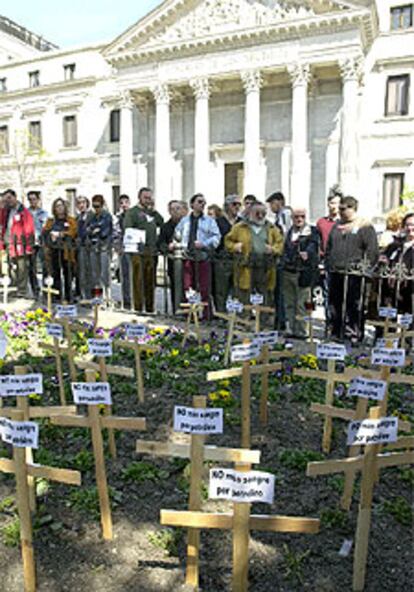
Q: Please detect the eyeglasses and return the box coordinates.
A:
[92,204,102,209]
[232,202,242,207]
[196,200,206,205]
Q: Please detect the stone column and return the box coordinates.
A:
[190,77,210,195]
[339,57,361,197]
[241,70,262,197]
[119,92,136,197]
[288,63,311,209]
[152,83,172,204]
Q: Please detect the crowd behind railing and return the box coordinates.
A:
[0,186,413,343]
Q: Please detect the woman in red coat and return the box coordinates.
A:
[0,188,35,297]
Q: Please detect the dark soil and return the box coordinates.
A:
[0,325,413,592]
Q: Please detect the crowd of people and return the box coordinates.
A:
[0,185,413,343]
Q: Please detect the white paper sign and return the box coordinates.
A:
[209,468,275,504]
[91,298,103,306]
[231,343,261,362]
[173,406,223,434]
[186,290,201,305]
[371,348,406,367]
[0,417,39,448]
[252,331,279,347]
[375,338,399,349]
[399,313,413,328]
[347,417,398,446]
[126,324,147,339]
[379,307,398,319]
[0,374,43,397]
[56,304,78,318]
[46,323,63,339]
[123,228,146,253]
[226,298,244,314]
[348,377,387,401]
[250,294,264,306]
[71,382,112,405]
[316,343,346,361]
[87,339,113,357]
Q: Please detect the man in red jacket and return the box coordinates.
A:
[0,189,35,297]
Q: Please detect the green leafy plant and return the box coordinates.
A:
[0,497,14,513]
[73,450,95,472]
[278,449,324,472]
[68,486,122,520]
[121,461,167,483]
[382,496,413,526]
[282,543,310,584]
[1,518,20,547]
[320,508,349,530]
[398,467,414,486]
[147,528,182,556]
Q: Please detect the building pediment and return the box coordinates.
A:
[104,0,376,64]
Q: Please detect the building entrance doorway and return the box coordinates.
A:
[225,162,244,197]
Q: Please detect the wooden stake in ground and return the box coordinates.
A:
[0,408,81,592]
[0,365,77,512]
[114,325,159,402]
[243,302,275,333]
[161,464,319,592]
[307,406,414,592]
[41,277,59,313]
[50,369,146,540]
[56,316,77,382]
[0,275,17,305]
[179,301,209,347]
[207,344,282,445]
[214,306,252,366]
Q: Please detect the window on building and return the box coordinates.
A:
[28,121,42,151]
[109,109,120,142]
[0,125,9,154]
[112,185,120,213]
[385,75,410,116]
[65,188,77,215]
[390,5,413,30]
[225,162,244,197]
[64,63,76,81]
[0,78,6,92]
[383,173,405,211]
[63,115,77,147]
[29,70,40,88]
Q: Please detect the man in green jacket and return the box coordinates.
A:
[124,187,164,313]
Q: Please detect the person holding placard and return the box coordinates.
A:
[225,201,283,307]
[175,193,220,320]
[42,198,77,303]
[124,187,164,313]
[281,208,319,338]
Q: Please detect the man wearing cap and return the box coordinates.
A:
[212,194,242,311]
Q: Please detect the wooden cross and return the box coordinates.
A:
[39,332,67,405]
[207,357,283,443]
[295,314,325,353]
[161,463,319,592]
[0,408,81,592]
[178,302,209,347]
[55,317,78,382]
[0,365,76,512]
[79,298,101,334]
[0,275,17,305]
[214,310,253,366]
[243,303,275,333]
[113,337,159,403]
[41,277,59,313]
[50,369,146,540]
[307,406,414,592]
[75,339,135,459]
[136,395,261,589]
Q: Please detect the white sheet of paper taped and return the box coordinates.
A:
[0,417,39,449]
[371,348,405,367]
[209,468,275,504]
[123,229,146,253]
[316,343,346,361]
[348,376,387,401]
[231,343,261,362]
[252,331,279,347]
[378,307,397,319]
[126,324,147,339]
[250,294,264,305]
[87,339,113,357]
[46,323,63,339]
[71,382,112,405]
[174,406,223,434]
[347,417,398,446]
[0,374,43,397]
[55,304,78,318]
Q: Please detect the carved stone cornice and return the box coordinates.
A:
[288,63,311,88]
[241,70,262,94]
[151,83,171,105]
[190,77,210,101]
[119,90,134,110]
[339,56,363,83]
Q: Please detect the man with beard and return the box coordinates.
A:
[224,201,283,304]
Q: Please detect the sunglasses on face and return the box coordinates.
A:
[92,204,102,209]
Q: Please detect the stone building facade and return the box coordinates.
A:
[0,1,413,220]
